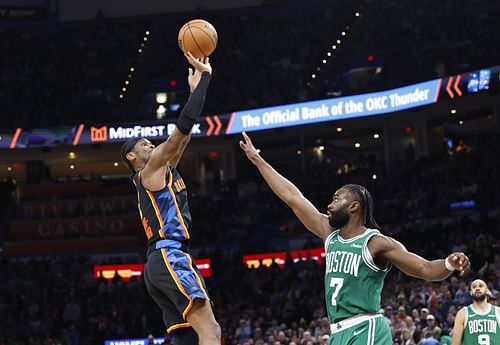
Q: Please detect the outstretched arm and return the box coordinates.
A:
[142,53,211,190]
[369,235,470,281]
[451,307,465,345]
[239,132,332,240]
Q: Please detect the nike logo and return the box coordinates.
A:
[351,244,362,248]
[353,328,366,336]
[330,239,337,245]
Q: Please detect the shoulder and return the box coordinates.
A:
[456,306,466,320]
[367,233,404,251]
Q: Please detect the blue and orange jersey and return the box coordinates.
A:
[132,165,191,256]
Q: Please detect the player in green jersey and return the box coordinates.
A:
[239,132,471,345]
[451,279,500,345]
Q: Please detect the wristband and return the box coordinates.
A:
[444,256,455,271]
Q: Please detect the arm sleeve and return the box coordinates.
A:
[176,71,211,134]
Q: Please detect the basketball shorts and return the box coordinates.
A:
[144,247,210,333]
[328,314,392,345]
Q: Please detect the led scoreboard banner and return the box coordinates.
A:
[2,66,497,149]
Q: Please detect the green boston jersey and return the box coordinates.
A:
[324,228,390,323]
[462,304,500,345]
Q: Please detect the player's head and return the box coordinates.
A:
[470,279,489,302]
[327,184,380,230]
[121,137,155,174]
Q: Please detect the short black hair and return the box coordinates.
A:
[120,137,142,174]
[343,184,380,229]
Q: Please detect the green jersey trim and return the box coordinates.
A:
[338,229,371,243]
[470,304,492,316]
[361,231,391,273]
[324,230,340,251]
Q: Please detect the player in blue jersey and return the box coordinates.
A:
[121,52,219,345]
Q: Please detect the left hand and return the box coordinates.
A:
[239,132,262,166]
[447,252,471,276]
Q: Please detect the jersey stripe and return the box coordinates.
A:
[167,322,191,333]
[146,190,165,228]
[160,248,194,320]
[185,252,209,298]
[167,172,190,240]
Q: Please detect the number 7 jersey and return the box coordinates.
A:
[324,229,390,323]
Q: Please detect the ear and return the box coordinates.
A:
[126,151,136,162]
[349,201,361,213]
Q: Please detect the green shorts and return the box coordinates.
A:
[329,314,392,345]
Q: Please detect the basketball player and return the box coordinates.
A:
[239,132,470,345]
[121,52,220,345]
[451,279,500,345]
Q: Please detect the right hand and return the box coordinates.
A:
[185,52,212,93]
[239,132,261,165]
[184,51,212,75]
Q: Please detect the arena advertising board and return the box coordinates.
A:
[2,66,497,149]
[225,79,441,134]
[94,260,212,280]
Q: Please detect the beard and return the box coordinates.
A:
[328,206,350,229]
[472,292,487,302]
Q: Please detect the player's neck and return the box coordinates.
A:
[472,300,490,312]
[339,222,366,239]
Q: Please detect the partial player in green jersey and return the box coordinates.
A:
[239,132,471,345]
[451,279,500,345]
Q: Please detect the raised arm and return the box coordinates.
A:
[369,235,470,281]
[239,132,332,240]
[450,307,465,345]
[142,53,211,190]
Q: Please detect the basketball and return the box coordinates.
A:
[178,19,218,59]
